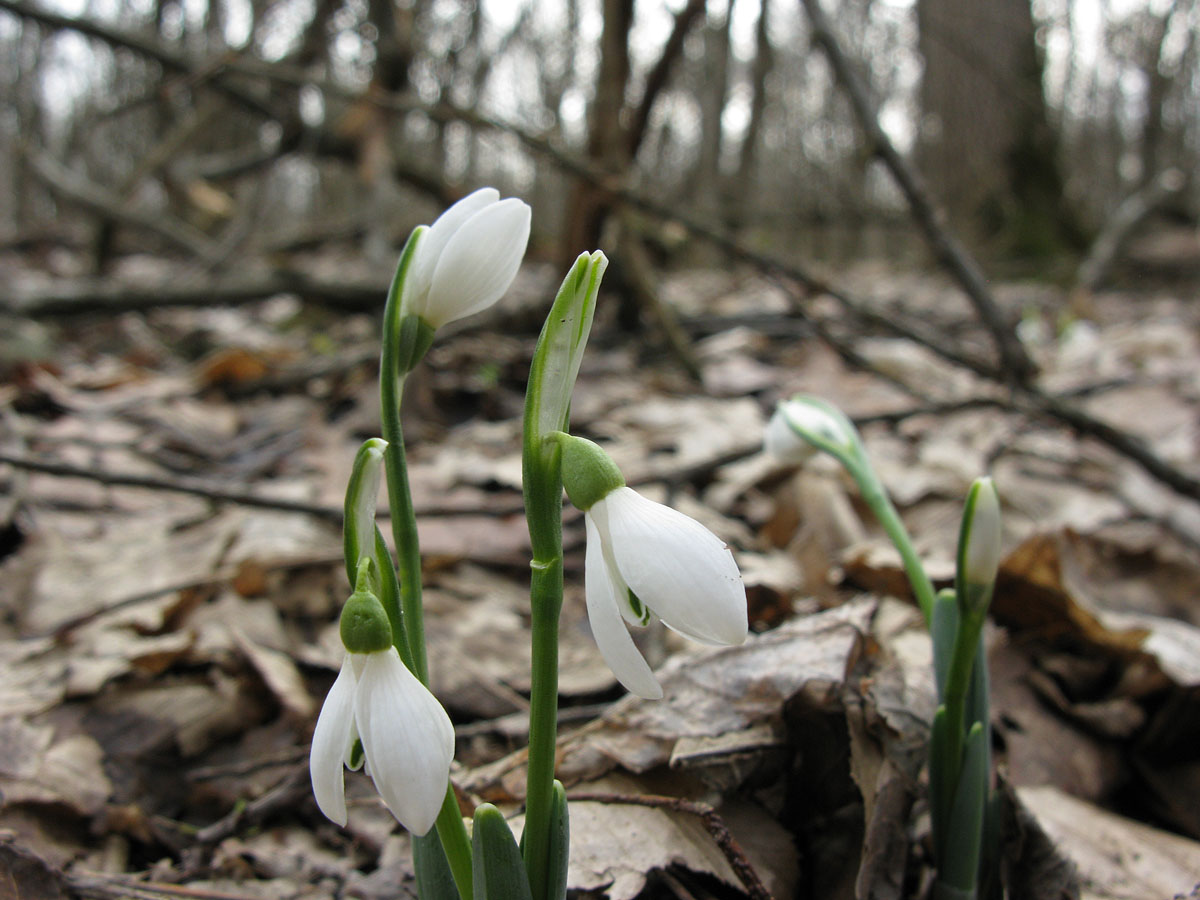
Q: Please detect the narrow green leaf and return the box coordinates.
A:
[941,722,989,893]
[928,705,951,864]
[414,830,460,900]
[472,804,534,900]
[544,781,570,900]
[342,437,388,583]
[931,589,959,701]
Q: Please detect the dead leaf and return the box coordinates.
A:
[464,598,874,800]
[0,843,69,900]
[1019,784,1200,900]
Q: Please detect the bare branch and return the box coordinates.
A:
[1075,168,1187,292]
[2,270,385,316]
[25,150,224,263]
[0,0,278,118]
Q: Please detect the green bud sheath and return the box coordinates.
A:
[340,587,394,653]
[556,434,625,511]
[395,314,438,375]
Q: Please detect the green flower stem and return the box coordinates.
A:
[524,552,563,900]
[379,233,473,900]
[380,375,427,682]
[852,463,937,625]
[521,437,565,900]
[518,253,605,900]
[380,235,428,682]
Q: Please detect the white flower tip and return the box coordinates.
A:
[964,477,1002,587]
[422,193,532,328]
[764,405,818,464]
[638,679,665,701]
[767,397,851,463]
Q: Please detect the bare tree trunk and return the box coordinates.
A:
[559,0,633,268]
[689,5,734,218]
[730,0,772,231]
[917,0,1082,257]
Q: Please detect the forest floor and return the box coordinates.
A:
[1,252,1199,900]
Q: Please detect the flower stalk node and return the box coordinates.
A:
[555,433,626,511]
[339,584,393,654]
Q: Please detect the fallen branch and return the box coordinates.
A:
[1074,168,1187,292]
[2,270,386,316]
[25,150,224,264]
[0,449,345,520]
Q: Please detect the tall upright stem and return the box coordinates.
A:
[519,251,606,900]
[524,553,562,900]
[379,235,472,900]
[379,369,428,683]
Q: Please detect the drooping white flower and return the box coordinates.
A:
[401,187,532,329]
[310,647,454,835]
[764,396,854,463]
[583,486,748,700]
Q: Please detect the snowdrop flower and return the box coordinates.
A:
[558,434,748,700]
[957,476,1002,613]
[310,584,454,835]
[401,187,532,330]
[764,395,855,463]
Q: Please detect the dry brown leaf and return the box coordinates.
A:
[511,773,798,900]
[990,634,1125,801]
[90,671,266,758]
[993,531,1149,653]
[464,598,874,800]
[0,718,112,816]
[234,629,315,719]
[1019,784,1200,900]
[0,638,67,717]
[25,511,240,635]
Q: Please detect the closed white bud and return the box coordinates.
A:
[401,188,532,329]
[961,477,1002,590]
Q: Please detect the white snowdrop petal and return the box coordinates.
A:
[406,188,501,313]
[588,501,648,627]
[355,650,454,836]
[603,487,748,646]
[425,198,531,327]
[584,513,663,700]
[309,656,358,826]
[764,406,816,463]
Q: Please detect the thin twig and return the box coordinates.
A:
[567,791,774,900]
[0,0,277,118]
[191,766,310,847]
[0,450,346,520]
[67,872,263,900]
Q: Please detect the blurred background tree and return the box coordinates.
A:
[0,0,1196,280]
